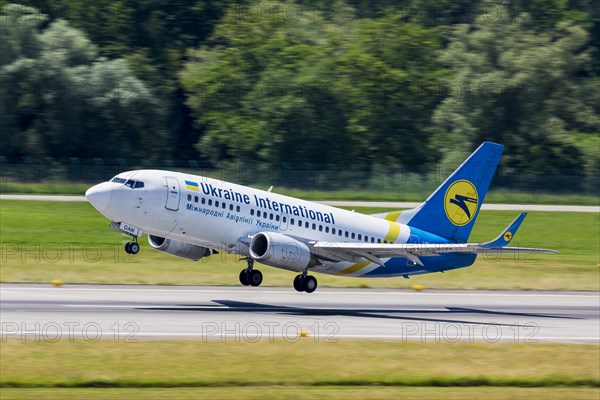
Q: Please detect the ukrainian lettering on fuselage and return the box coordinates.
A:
[198,182,335,224]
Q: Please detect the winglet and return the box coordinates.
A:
[480,212,527,249]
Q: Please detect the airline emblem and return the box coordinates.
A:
[444,180,478,226]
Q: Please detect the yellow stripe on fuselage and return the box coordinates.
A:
[384,220,400,243]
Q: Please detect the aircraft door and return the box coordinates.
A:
[165,177,180,211]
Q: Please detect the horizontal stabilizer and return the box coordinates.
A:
[480,212,527,249]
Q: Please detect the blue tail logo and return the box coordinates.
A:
[403,142,503,243]
[444,180,479,226]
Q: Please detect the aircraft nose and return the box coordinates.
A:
[85,182,112,211]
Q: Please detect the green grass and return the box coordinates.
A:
[2,387,599,400]
[1,340,598,390]
[0,200,598,290]
[1,181,598,204]
[0,182,91,196]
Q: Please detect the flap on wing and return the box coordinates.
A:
[309,241,557,263]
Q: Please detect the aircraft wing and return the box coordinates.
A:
[308,213,558,266]
[309,242,556,266]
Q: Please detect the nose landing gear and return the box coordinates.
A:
[239,258,263,287]
[125,239,140,254]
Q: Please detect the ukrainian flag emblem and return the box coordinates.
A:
[185,180,200,191]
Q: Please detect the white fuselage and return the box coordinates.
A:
[86,169,450,277]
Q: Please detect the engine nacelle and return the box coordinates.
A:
[148,235,212,261]
[249,232,313,272]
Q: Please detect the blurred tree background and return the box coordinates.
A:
[0,0,598,189]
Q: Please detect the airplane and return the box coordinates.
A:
[85,142,557,293]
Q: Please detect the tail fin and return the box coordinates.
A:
[401,142,504,243]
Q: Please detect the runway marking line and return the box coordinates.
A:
[0,331,598,342]
[1,286,597,298]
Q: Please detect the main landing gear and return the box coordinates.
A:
[239,259,263,287]
[124,238,139,255]
[238,259,318,293]
[293,271,317,293]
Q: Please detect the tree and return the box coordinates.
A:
[181,1,445,169]
[0,4,167,160]
[430,7,599,179]
[181,1,356,168]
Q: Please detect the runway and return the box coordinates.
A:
[1,284,598,343]
[1,194,599,212]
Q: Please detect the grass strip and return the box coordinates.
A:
[1,387,598,400]
[1,340,598,389]
[1,200,598,290]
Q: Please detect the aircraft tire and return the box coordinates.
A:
[129,242,140,254]
[239,269,250,286]
[249,270,263,287]
[304,275,318,293]
[293,275,305,292]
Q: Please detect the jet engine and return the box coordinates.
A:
[249,232,314,271]
[148,235,213,261]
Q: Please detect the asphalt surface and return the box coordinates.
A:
[1,284,598,343]
[1,194,599,212]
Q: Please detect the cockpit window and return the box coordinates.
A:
[112,177,145,189]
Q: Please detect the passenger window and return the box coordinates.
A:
[371,237,375,243]
[345,231,349,238]
[291,218,295,225]
[236,206,240,212]
[251,209,254,216]
[351,233,355,239]
[377,239,381,243]
[318,225,323,232]
[187,194,191,201]
[358,234,362,241]
[229,204,233,211]
[270,213,274,220]
[276,215,280,222]
[305,222,309,228]
[312,223,316,230]
[257,211,261,217]
[332,228,335,235]
[222,203,226,209]
[325,227,329,233]
[208,199,212,206]
[194,196,199,203]
[215,201,219,208]
[201,198,206,204]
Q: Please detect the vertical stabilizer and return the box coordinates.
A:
[403,142,504,243]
